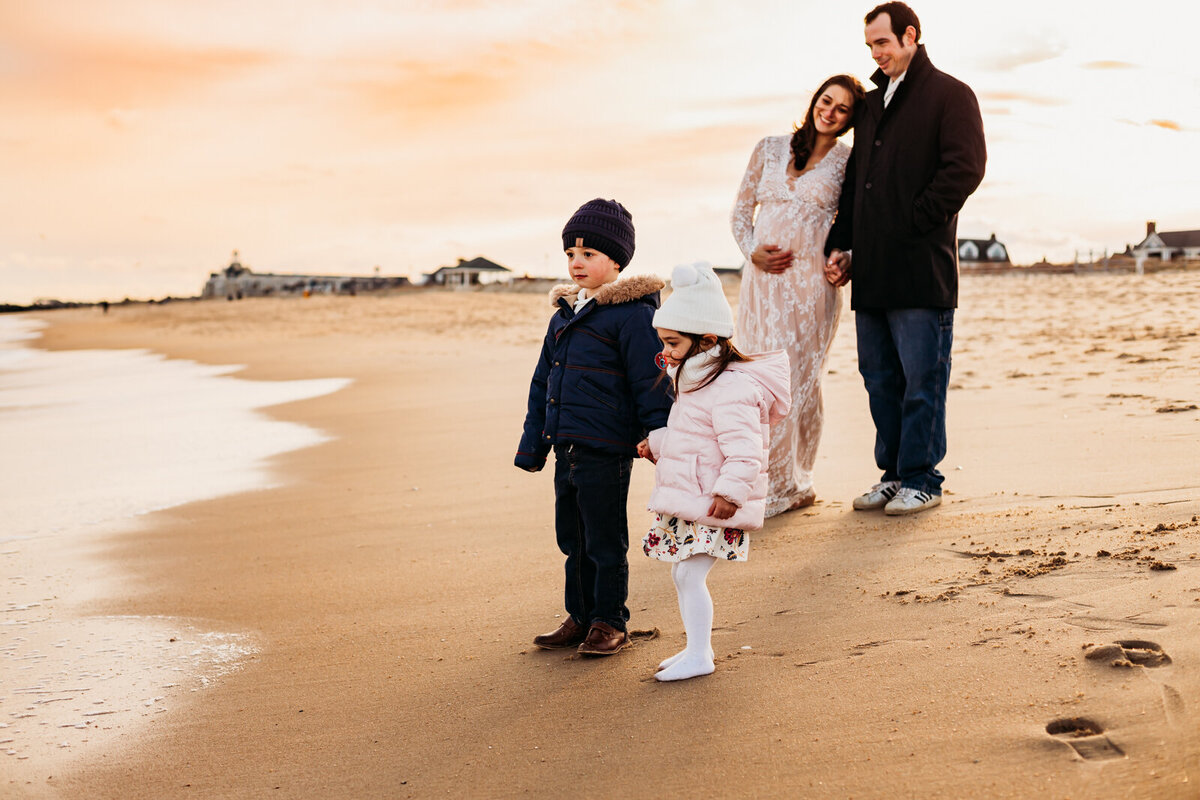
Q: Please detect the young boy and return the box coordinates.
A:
[516,198,673,656]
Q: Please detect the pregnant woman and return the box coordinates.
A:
[730,74,864,515]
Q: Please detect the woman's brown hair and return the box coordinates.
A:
[789,74,865,176]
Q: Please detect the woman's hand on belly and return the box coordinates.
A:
[751,244,794,274]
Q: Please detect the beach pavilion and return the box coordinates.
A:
[424,257,512,288]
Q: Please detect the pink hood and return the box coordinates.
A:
[646,350,791,530]
[725,351,790,425]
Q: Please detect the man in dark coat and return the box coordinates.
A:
[824,2,986,515]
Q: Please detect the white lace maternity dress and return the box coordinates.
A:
[731,135,848,516]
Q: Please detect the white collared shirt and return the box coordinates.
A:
[884,70,907,108]
[573,288,593,313]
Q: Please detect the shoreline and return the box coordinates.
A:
[5,259,1200,313]
[0,319,350,795]
[10,278,1200,798]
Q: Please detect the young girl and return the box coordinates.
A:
[637,263,790,681]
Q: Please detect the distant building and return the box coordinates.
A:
[957,234,1011,269]
[201,251,410,300]
[423,257,512,288]
[1132,221,1200,271]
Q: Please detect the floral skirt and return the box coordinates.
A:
[642,513,749,563]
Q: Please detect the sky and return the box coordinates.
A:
[2,0,1198,304]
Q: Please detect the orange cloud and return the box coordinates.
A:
[1082,60,1137,70]
[1116,118,1188,132]
[635,123,783,167]
[1148,119,1182,131]
[977,91,1067,107]
[354,61,518,122]
[0,2,280,115]
[0,40,275,112]
[339,35,578,135]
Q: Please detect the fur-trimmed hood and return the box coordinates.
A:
[516,271,673,470]
[549,275,665,308]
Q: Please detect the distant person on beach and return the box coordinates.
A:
[731,73,865,516]
[638,263,790,681]
[516,198,673,656]
[824,1,986,515]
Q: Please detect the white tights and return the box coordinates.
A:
[656,554,717,682]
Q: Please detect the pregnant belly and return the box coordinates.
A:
[753,206,819,253]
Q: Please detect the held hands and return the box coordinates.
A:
[751,244,794,274]
[824,249,852,287]
[707,496,738,520]
[636,438,656,463]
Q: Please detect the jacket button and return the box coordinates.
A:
[865,182,873,189]
[554,361,560,366]
[875,139,882,146]
[549,398,556,404]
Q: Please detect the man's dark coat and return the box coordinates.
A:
[825,44,986,310]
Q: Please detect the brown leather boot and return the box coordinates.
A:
[576,621,630,656]
[532,617,587,649]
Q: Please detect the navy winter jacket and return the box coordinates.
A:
[515,275,674,471]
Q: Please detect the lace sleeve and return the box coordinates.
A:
[730,137,767,261]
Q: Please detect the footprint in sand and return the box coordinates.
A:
[1045,717,1125,761]
[1160,684,1186,724]
[1085,640,1172,668]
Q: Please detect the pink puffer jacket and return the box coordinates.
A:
[646,350,790,530]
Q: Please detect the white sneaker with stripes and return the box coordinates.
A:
[852,481,901,511]
[884,487,942,516]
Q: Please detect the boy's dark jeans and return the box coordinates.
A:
[553,443,632,632]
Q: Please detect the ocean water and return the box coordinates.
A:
[0,315,351,775]
[0,317,349,539]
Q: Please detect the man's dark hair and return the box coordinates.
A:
[866,2,921,44]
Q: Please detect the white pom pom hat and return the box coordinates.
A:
[652,262,734,338]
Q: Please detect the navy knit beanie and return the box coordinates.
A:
[562,198,636,270]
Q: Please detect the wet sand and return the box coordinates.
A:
[9,271,1200,798]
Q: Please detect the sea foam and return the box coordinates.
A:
[0,314,351,772]
[0,316,350,540]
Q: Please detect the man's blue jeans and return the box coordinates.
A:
[553,443,631,632]
[856,308,954,495]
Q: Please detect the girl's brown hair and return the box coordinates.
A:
[665,335,752,394]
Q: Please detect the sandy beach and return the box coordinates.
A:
[5,270,1199,799]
